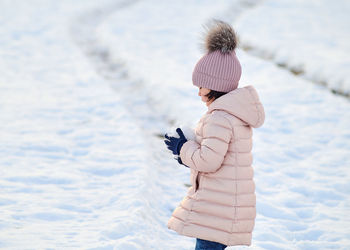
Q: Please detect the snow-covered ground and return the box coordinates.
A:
[235,0,350,96]
[1,0,350,249]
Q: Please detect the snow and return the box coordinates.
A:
[1,0,350,249]
[0,0,164,249]
[235,0,350,96]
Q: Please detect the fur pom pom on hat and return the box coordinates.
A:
[204,20,237,54]
[192,20,241,92]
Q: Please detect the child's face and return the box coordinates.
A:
[198,87,212,106]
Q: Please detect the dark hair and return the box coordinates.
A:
[205,89,227,102]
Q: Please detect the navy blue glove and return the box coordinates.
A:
[164,128,187,155]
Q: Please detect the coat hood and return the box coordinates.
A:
[207,85,265,128]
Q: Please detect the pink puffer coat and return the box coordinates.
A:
[167,85,265,246]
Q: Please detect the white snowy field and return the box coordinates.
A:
[235,0,350,96]
[0,0,350,249]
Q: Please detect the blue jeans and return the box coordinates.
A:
[195,238,227,250]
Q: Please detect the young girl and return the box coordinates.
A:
[164,20,265,249]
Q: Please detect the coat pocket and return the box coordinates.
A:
[195,173,202,192]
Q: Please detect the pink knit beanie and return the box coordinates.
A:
[192,20,241,92]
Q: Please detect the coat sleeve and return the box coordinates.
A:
[179,113,232,173]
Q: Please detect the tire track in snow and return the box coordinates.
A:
[223,0,350,98]
[239,44,350,98]
[230,4,350,99]
[69,1,194,248]
[70,0,175,132]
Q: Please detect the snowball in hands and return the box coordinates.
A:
[164,128,187,155]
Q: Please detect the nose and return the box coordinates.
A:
[198,90,201,96]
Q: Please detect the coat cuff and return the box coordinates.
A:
[179,140,199,170]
